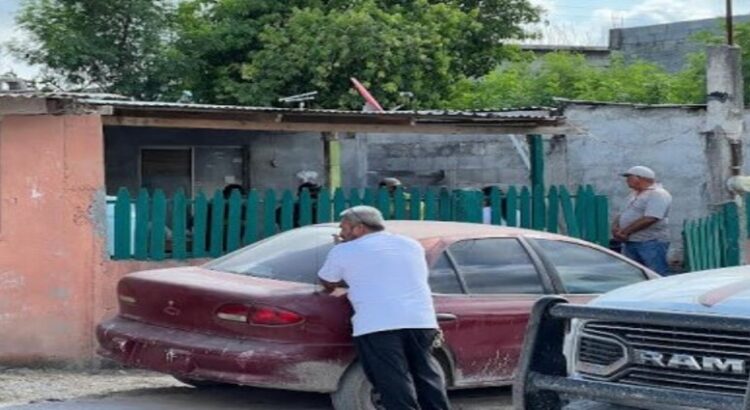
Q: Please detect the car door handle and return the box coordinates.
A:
[436,313,457,322]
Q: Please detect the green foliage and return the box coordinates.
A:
[446,51,714,109]
[11,0,176,99]
[171,0,539,107]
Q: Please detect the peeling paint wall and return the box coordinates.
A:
[0,115,105,364]
[561,103,750,263]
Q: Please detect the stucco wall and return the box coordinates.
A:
[104,127,325,195]
[0,115,105,364]
[560,103,750,263]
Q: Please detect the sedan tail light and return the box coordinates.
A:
[216,304,304,326]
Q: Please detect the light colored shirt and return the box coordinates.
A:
[618,183,672,242]
[317,231,438,337]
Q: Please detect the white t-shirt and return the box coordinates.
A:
[618,183,672,242]
[317,231,439,337]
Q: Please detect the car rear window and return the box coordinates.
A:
[204,226,338,284]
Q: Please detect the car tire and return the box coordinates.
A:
[331,359,447,410]
[173,376,226,388]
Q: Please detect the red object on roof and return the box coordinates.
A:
[350,77,384,112]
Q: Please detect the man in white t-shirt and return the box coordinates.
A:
[318,205,450,410]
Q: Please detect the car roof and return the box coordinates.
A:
[316,220,577,242]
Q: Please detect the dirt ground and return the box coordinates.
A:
[0,368,184,407]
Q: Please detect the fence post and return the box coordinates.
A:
[409,188,422,220]
[279,190,294,232]
[424,188,438,220]
[209,190,226,258]
[546,186,559,233]
[263,189,277,239]
[317,188,332,223]
[134,189,150,260]
[723,202,740,267]
[226,190,243,252]
[150,189,167,261]
[520,187,531,228]
[113,188,132,260]
[333,188,347,221]
[531,185,546,230]
[172,190,188,259]
[242,190,259,246]
[559,186,579,238]
[193,192,208,257]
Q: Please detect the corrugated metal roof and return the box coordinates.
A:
[79,98,560,120]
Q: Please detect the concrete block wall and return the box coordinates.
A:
[610,15,750,72]
[346,133,531,189]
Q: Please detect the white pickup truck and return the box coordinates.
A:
[515,266,750,410]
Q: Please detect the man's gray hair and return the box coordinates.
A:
[340,205,386,231]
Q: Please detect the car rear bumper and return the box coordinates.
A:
[96,316,350,393]
[514,297,750,410]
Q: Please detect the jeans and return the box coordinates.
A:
[623,240,670,275]
[354,329,451,410]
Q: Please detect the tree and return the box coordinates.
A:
[10,0,175,99]
[445,51,719,109]
[171,0,541,106]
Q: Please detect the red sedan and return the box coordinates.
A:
[97,221,657,409]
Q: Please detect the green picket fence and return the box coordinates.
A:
[110,185,609,260]
[682,202,740,272]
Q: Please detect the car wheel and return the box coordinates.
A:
[331,359,447,410]
[173,376,226,388]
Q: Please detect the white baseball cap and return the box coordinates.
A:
[621,165,655,179]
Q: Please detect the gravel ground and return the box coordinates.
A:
[0,368,183,407]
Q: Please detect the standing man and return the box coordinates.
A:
[318,206,450,410]
[612,165,672,275]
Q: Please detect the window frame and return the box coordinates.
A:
[525,237,650,295]
[437,236,554,296]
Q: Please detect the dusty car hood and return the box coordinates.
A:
[589,266,750,316]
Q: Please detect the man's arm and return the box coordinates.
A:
[617,216,660,240]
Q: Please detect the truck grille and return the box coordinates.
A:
[578,336,624,366]
[579,321,750,396]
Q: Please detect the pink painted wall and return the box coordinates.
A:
[0,113,207,365]
[0,114,106,364]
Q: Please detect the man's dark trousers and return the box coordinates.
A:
[354,328,451,410]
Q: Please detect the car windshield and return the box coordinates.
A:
[204,226,339,284]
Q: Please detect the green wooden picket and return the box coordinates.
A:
[438,189,452,221]
[575,186,586,239]
[531,185,546,231]
[225,190,242,252]
[376,188,391,218]
[489,186,502,225]
[298,189,312,226]
[505,186,518,227]
[150,189,167,261]
[209,191,226,258]
[424,188,438,220]
[172,190,188,259]
[317,188,332,223]
[362,189,375,206]
[112,184,614,260]
[279,190,294,232]
[333,188,347,221]
[520,187,531,228]
[724,202,740,266]
[546,186,559,233]
[263,189,276,239]
[349,188,362,207]
[133,189,150,260]
[113,188,132,259]
[393,187,406,220]
[192,192,208,257]
[242,190,259,245]
[558,186,579,238]
[409,188,422,221]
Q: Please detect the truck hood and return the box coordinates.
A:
[590,266,750,316]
